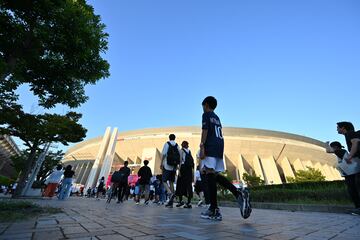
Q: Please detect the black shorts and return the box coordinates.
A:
[162,169,176,182]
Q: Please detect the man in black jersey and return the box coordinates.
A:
[199,96,251,220]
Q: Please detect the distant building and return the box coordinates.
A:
[0,135,21,179]
[63,127,342,189]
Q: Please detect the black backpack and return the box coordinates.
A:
[183,150,194,168]
[111,169,127,183]
[166,142,180,166]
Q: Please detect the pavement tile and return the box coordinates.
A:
[173,232,210,240]
[33,230,64,240]
[0,232,32,240]
[96,234,129,240]
[1,198,360,240]
[62,226,88,235]
[65,230,117,239]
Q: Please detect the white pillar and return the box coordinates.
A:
[81,162,93,185]
[237,154,247,183]
[314,162,331,181]
[293,158,305,172]
[260,156,282,184]
[98,128,118,184]
[85,127,112,189]
[281,157,295,182]
[76,163,87,183]
[252,155,265,181]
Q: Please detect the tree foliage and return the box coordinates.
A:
[0,105,87,149]
[286,167,326,183]
[0,0,109,196]
[242,173,265,187]
[11,150,63,185]
[0,0,110,108]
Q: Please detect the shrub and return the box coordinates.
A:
[286,167,326,183]
[0,175,15,186]
[243,173,265,187]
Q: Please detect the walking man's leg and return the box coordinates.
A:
[201,173,210,205]
[216,174,239,198]
[345,175,360,209]
[144,184,150,204]
[116,183,123,203]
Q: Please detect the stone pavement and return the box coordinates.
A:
[0,197,359,240]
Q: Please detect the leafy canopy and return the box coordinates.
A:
[287,167,326,183]
[0,0,109,108]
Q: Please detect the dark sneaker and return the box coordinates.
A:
[201,208,214,220]
[213,208,222,221]
[165,202,173,208]
[201,208,222,221]
[237,188,252,219]
[350,208,360,216]
[176,201,185,208]
[183,203,192,209]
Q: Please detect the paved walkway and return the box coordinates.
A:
[0,197,359,240]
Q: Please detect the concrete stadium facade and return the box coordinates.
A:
[62,127,342,189]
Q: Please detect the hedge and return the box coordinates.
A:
[219,180,352,205]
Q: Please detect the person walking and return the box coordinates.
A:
[194,165,205,207]
[43,164,64,198]
[96,176,105,199]
[336,122,360,215]
[162,134,181,208]
[115,161,131,203]
[199,96,251,220]
[137,160,153,205]
[326,141,360,213]
[58,165,75,200]
[168,141,195,208]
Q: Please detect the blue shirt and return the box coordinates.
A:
[202,111,224,158]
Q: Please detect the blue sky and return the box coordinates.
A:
[16,0,360,150]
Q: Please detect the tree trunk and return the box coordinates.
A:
[12,146,38,198]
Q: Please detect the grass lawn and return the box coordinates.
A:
[0,200,62,222]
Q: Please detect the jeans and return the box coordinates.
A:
[59,178,73,200]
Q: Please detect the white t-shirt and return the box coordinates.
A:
[336,152,360,176]
[46,169,64,184]
[195,170,201,182]
[161,140,181,171]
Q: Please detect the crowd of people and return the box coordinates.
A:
[106,96,252,221]
[3,96,359,220]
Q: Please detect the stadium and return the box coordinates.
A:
[62,127,342,189]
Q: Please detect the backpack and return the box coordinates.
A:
[183,150,194,168]
[111,169,127,183]
[166,142,180,166]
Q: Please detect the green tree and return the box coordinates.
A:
[0,0,109,197]
[11,150,63,187]
[286,167,326,183]
[1,106,86,196]
[0,0,109,108]
[242,173,265,187]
